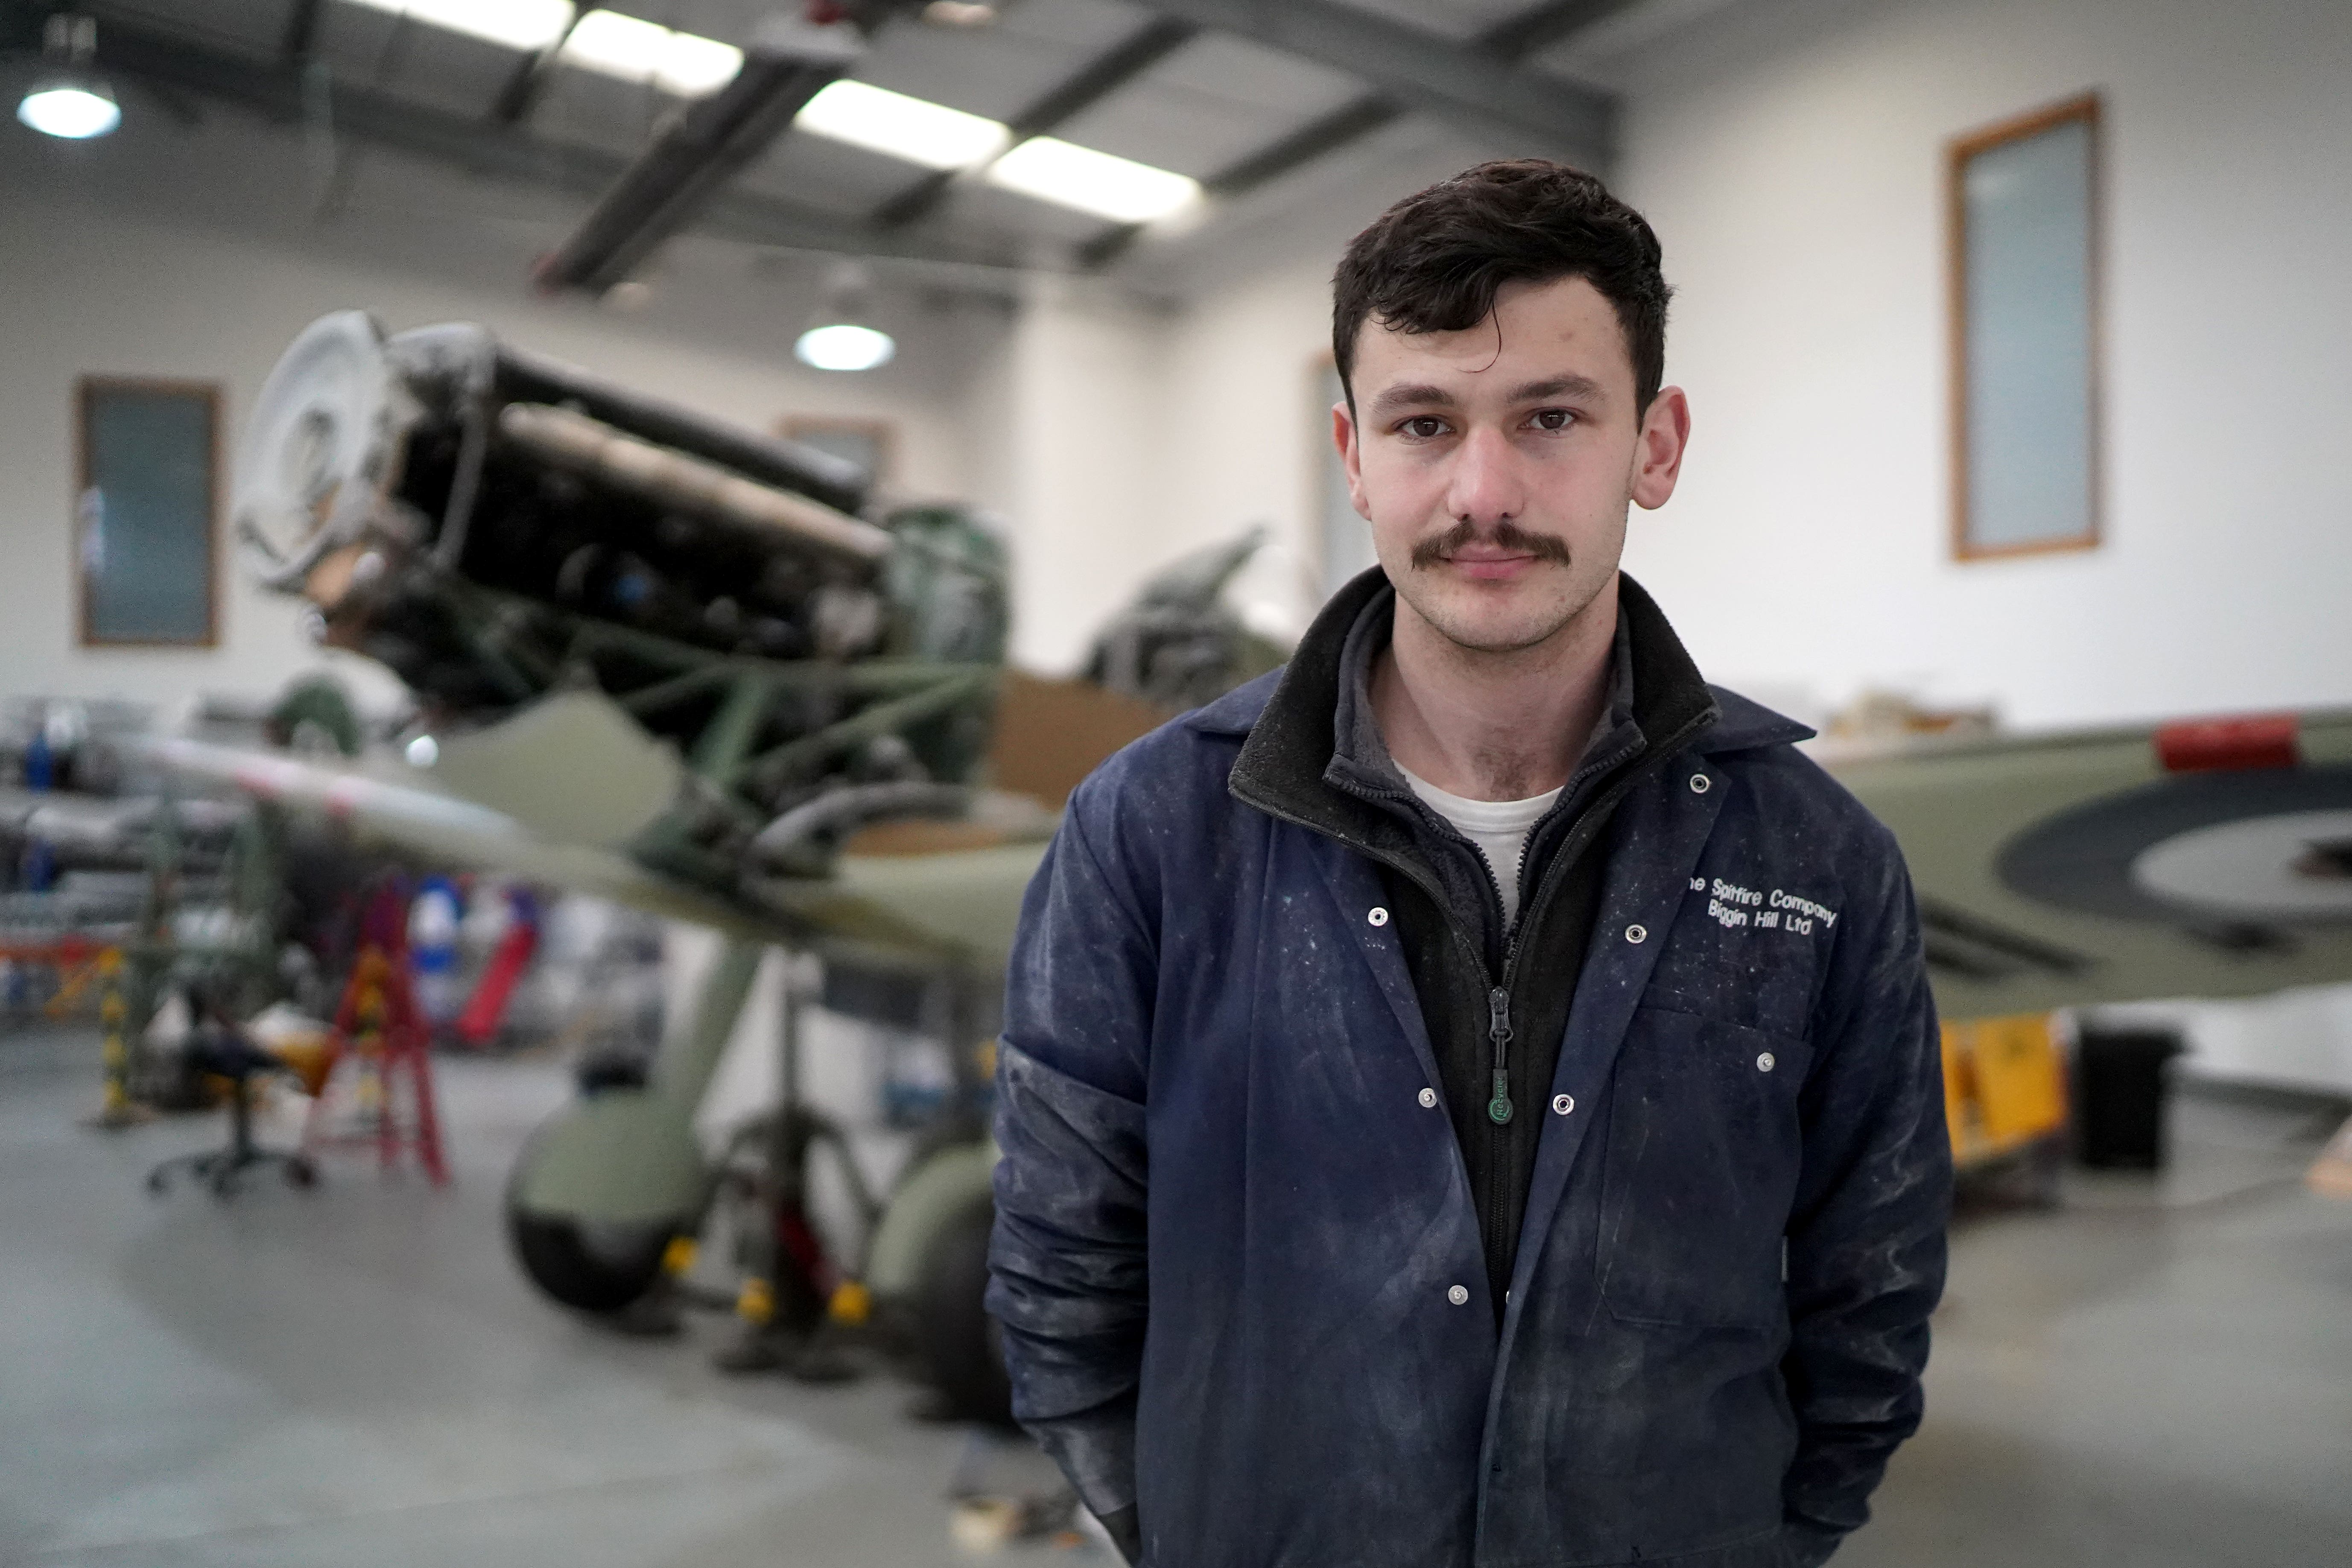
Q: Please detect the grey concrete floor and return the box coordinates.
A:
[3,1022,2348,1565]
[1842,1087,2352,1568]
[0,1024,1066,1568]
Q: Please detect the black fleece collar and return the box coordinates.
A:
[1230,567,1740,834]
[1323,581,1636,808]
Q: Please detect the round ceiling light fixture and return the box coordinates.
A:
[793,263,896,372]
[16,15,120,141]
[794,322,896,372]
[18,79,119,139]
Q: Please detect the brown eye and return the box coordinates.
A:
[1401,417,1447,439]
[1530,409,1574,432]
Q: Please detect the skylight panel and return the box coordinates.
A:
[561,9,746,97]
[793,79,1011,170]
[345,0,576,54]
[653,29,746,95]
[985,137,1201,224]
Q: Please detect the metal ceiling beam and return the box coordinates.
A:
[535,51,851,291]
[1205,92,1397,199]
[84,19,1027,275]
[873,14,1199,229]
[535,0,916,294]
[1208,0,1650,203]
[279,0,324,64]
[490,9,584,126]
[1476,0,1651,62]
[1118,0,1615,161]
[1002,15,1199,142]
[1069,91,1391,269]
[1079,0,1647,270]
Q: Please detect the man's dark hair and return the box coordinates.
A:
[1332,159,1672,413]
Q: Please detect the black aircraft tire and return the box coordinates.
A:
[915,1192,1015,1427]
[506,1202,674,1314]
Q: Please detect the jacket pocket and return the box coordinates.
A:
[1599,1004,1812,1329]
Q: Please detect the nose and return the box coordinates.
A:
[1443,423,1528,525]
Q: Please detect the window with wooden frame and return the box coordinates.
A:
[76,377,222,646]
[1948,93,2104,561]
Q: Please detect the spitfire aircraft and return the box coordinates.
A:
[154,307,1181,1415]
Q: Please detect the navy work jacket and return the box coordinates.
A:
[988,611,1951,1568]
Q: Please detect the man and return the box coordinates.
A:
[988,160,1950,1568]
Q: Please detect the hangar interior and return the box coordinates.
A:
[1,0,2348,1565]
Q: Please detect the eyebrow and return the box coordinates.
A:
[1366,383,1456,418]
[1508,374,1607,405]
[1365,374,1608,420]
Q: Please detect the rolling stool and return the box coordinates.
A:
[146,1024,318,1198]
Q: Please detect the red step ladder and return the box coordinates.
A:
[302,884,448,1185]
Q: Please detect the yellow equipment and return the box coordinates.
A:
[1943,1013,2070,1172]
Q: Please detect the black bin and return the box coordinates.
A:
[2072,1026,2186,1169]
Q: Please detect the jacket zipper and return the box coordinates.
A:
[1477,741,1655,1292]
[1233,709,1715,1299]
[1484,985,1516,1302]
[1485,987,1515,1124]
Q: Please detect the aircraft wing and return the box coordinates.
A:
[761,841,1045,975]
[149,683,2352,1016]
[1825,709,2352,1018]
[136,733,789,943]
[133,730,1047,972]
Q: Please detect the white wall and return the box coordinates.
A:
[983,276,1173,673]
[0,103,1004,715]
[2098,988,2352,1098]
[1151,254,1334,644]
[1612,0,2352,730]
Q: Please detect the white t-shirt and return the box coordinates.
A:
[1397,765,1563,929]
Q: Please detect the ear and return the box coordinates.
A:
[1629,385,1692,511]
[1332,398,1373,521]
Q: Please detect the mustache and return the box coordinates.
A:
[1409,519,1573,571]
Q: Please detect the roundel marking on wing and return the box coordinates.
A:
[1996,765,2352,928]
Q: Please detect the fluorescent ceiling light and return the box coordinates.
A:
[794,79,1009,170]
[17,81,119,139]
[561,9,745,96]
[345,0,575,54]
[985,137,1200,223]
[789,77,1200,224]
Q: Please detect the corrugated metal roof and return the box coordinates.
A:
[1052,32,1366,180]
[1326,0,1537,43]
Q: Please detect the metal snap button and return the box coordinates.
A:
[1367,906,1389,927]
[1551,1093,1575,1116]
[1757,1051,1776,1073]
[1690,773,1711,794]
[1446,1284,1470,1306]
[1625,923,1647,943]
[1418,1086,1438,1109]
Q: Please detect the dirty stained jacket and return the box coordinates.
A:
[987,571,1952,1568]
